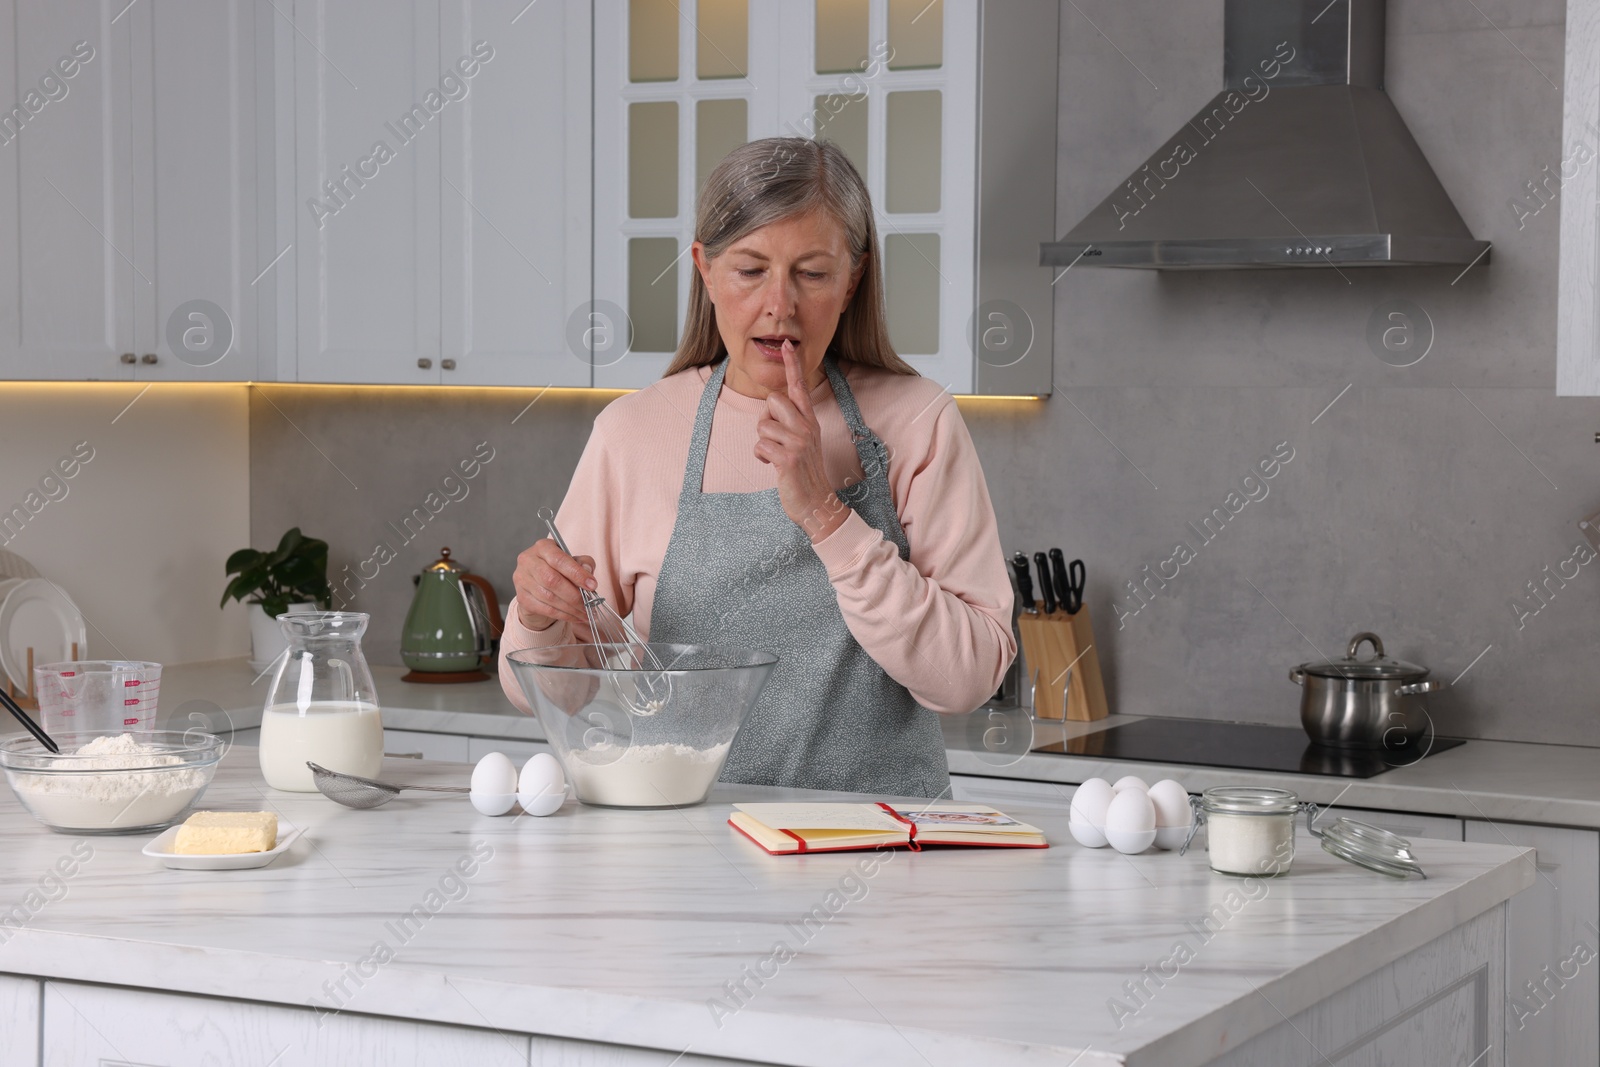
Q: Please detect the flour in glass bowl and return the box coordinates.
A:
[566,741,731,807]
[11,733,209,831]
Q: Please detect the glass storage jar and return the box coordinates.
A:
[1200,786,1301,876]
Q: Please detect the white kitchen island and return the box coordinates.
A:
[0,747,1532,1066]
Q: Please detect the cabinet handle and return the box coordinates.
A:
[417,358,433,370]
[120,352,136,365]
[140,353,158,365]
[441,358,457,371]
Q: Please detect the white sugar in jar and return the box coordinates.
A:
[1201,787,1300,876]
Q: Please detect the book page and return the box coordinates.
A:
[889,805,1044,836]
[732,803,906,832]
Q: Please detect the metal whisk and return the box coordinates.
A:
[538,509,672,715]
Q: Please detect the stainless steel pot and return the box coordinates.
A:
[1290,632,1445,750]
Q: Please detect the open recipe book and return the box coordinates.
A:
[728,803,1047,854]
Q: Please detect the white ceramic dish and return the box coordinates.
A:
[0,578,87,691]
[142,825,301,870]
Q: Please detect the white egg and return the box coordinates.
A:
[517,752,567,817]
[1147,779,1194,851]
[470,752,518,816]
[1111,775,1150,795]
[1069,778,1113,826]
[1068,812,1108,849]
[1104,787,1158,854]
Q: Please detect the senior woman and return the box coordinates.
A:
[499,137,1014,799]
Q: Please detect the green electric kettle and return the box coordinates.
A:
[400,548,504,683]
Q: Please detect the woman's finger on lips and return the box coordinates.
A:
[780,340,815,416]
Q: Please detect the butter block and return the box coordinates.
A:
[173,811,278,855]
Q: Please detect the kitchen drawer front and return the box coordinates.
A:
[41,981,530,1065]
[468,736,550,763]
[950,773,1068,807]
[384,729,472,763]
[0,976,39,1067]
[1464,820,1600,1067]
[1318,806,1464,842]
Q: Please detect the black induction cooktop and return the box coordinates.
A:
[1035,717,1465,779]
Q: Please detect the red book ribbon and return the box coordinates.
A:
[877,803,921,851]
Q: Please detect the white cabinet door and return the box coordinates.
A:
[1556,0,1600,394]
[292,0,442,384]
[0,2,136,381]
[384,727,472,762]
[42,981,531,1066]
[468,735,549,763]
[0,976,39,1067]
[1465,820,1600,1067]
[128,0,259,382]
[437,0,591,388]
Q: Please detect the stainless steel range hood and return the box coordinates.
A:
[1041,0,1489,270]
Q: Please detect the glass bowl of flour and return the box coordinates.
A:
[1,731,223,834]
[506,644,777,808]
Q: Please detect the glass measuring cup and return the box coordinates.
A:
[34,661,162,736]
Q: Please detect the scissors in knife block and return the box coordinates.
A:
[1049,549,1086,615]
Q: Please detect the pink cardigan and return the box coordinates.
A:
[498,360,1016,714]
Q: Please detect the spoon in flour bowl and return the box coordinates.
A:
[307,762,470,809]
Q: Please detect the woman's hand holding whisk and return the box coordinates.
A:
[512,537,599,635]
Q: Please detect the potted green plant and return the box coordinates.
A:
[221,528,334,671]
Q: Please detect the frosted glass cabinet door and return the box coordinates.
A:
[438,0,592,388]
[293,0,443,384]
[128,0,258,382]
[0,1,136,381]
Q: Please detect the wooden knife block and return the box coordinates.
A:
[1016,609,1107,722]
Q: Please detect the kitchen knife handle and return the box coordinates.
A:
[1048,548,1069,608]
[1010,552,1035,611]
[1034,552,1056,614]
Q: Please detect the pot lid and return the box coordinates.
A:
[425,547,465,574]
[1298,631,1427,680]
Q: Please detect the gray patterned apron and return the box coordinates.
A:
[648,358,949,799]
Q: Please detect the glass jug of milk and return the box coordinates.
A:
[259,612,383,792]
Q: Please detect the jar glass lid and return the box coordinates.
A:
[1200,786,1300,816]
[1315,817,1428,879]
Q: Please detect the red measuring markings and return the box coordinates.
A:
[123,679,141,688]
[123,717,140,726]
[124,698,141,706]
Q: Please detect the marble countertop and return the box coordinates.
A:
[158,659,1600,831]
[0,750,1532,1067]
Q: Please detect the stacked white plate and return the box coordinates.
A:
[0,551,88,692]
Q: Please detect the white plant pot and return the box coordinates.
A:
[248,602,317,674]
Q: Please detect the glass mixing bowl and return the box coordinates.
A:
[0,730,223,834]
[505,643,776,808]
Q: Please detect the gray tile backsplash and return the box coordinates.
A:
[251,0,1598,747]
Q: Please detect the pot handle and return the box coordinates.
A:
[1288,666,1306,686]
[1397,679,1445,696]
[1347,631,1385,659]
